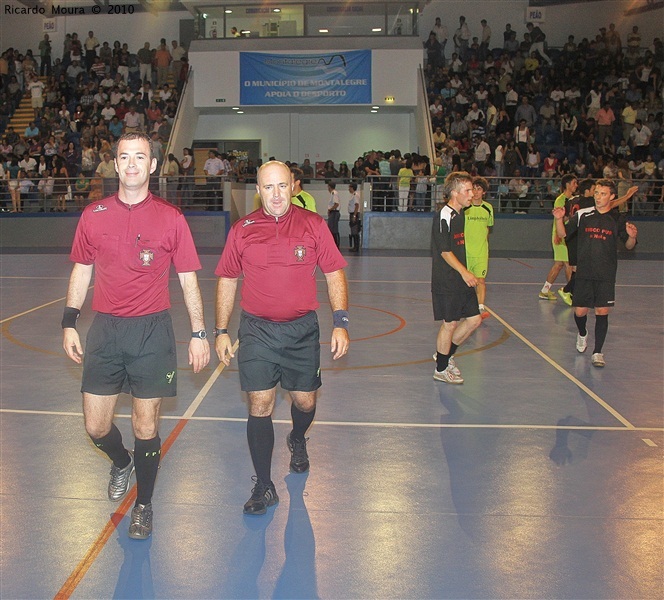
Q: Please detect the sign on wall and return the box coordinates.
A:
[525,6,546,23]
[43,18,56,33]
[240,50,372,105]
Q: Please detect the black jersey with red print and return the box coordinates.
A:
[565,206,633,282]
[431,204,468,293]
[564,194,596,266]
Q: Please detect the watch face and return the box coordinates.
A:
[193,330,207,339]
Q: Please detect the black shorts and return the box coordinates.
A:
[81,310,177,398]
[572,278,615,309]
[432,288,480,322]
[238,310,321,393]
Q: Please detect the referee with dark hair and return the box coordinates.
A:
[214,160,349,515]
[62,132,210,540]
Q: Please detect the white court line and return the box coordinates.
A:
[486,306,636,430]
[1,408,662,432]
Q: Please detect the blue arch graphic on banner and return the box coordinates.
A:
[240,50,372,105]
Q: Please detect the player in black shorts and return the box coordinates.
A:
[561,179,639,305]
[431,171,482,384]
[553,179,638,367]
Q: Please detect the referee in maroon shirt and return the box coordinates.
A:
[215,160,350,515]
[62,132,210,539]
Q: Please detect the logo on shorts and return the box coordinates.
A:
[92,204,107,212]
[166,371,175,384]
[294,245,306,261]
[139,248,154,266]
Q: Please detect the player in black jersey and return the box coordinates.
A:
[431,172,482,384]
[553,179,638,367]
[561,180,639,305]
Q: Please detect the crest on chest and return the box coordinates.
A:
[139,248,154,266]
[294,245,306,261]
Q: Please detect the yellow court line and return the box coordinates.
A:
[486,306,637,430]
[0,296,67,325]
[53,339,237,599]
[182,339,239,419]
[0,286,94,325]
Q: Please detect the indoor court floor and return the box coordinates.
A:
[1,250,662,600]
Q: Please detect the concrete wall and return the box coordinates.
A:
[194,111,416,169]
[0,212,228,252]
[361,212,664,255]
[3,212,661,257]
[189,43,422,108]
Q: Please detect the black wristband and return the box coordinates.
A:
[61,306,80,329]
[333,310,349,329]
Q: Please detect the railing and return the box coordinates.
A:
[360,175,664,217]
[3,175,661,217]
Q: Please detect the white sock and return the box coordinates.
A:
[541,282,552,293]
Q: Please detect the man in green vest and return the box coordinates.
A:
[291,167,318,213]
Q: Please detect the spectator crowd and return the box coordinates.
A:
[2,18,663,214]
[421,16,663,213]
[0,32,188,212]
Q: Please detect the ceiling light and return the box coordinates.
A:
[202,13,207,18]
[371,109,378,113]
[225,9,232,14]
[237,111,244,114]
[232,107,239,110]
[319,29,329,33]
[241,30,251,35]
[273,8,281,12]
[372,28,382,32]
[372,106,379,109]
[385,96,395,103]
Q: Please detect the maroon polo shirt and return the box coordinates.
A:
[215,205,346,322]
[70,193,201,317]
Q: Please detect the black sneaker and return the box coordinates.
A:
[286,432,310,473]
[243,477,279,515]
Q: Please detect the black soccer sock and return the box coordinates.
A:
[291,403,316,442]
[90,423,130,469]
[449,342,459,356]
[436,352,450,372]
[593,315,609,353]
[247,415,274,485]
[134,435,161,506]
[574,314,588,336]
[563,271,576,294]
